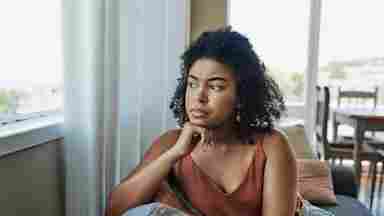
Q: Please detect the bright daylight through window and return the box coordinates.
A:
[231,1,384,108]
[0,1,63,126]
[230,0,310,105]
[318,0,384,106]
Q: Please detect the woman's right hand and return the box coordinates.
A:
[168,122,208,160]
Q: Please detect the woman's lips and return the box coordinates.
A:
[190,109,208,118]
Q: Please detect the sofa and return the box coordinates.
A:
[320,165,372,215]
[281,123,372,216]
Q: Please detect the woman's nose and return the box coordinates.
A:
[196,86,208,103]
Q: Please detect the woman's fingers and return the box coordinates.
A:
[184,122,215,148]
[190,125,213,147]
[198,126,209,143]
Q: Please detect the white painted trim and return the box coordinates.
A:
[304,0,322,152]
[225,0,230,26]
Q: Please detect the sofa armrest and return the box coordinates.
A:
[331,165,358,198]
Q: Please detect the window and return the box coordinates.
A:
[230,1,310,104]
[0,1,63,125]
[318,1,384,106]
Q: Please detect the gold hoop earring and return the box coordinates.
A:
[235,103,242,123]
[236,111,241,123]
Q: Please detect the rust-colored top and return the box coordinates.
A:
[148,130,267,216]
[177,138,266,216]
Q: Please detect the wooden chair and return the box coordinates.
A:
[335,86,379,140]
[316,86,383,209]
[337,86,378,108]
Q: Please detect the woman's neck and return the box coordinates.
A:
[206,122,239,147]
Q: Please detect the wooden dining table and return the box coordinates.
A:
[332,106,384,186]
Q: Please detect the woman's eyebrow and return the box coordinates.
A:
[207,77,227,82]
[188,74,198,80]
[188,74,227,82]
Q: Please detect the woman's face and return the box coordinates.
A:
[185,58,237,129]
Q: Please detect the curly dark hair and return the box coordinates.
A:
[170,27,286,139]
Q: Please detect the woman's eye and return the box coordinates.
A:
[209,85,224,91]
[188,81,198,88]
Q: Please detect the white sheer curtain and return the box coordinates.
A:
[62,0,119,215]
[62,0,189,216]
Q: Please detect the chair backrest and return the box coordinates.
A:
[315,86,331,159]
[337,86,378,108]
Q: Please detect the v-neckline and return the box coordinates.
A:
[189,146,256,197]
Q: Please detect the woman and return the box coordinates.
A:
[106,27,298,216]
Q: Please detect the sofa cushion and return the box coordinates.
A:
[280,124,317,159]
[297,159,337,205]
[319,195,373,216]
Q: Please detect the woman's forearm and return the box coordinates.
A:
[107,149,181,216]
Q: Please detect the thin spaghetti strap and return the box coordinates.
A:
[258,133,267,158]
[250,133,266,160]
[248,133,266,158]
[260,134,266,146]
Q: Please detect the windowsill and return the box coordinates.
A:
[0,113,64,158]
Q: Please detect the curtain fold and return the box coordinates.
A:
[62,0,118,215]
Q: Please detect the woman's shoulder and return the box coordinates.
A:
[144,129,182,159]
[121,129,183,181]
[257,128,294,160]
[154,129,182,147]
[264,127,289,144]
[250,128,288,146]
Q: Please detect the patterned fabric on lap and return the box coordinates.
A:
[149,203,191,216]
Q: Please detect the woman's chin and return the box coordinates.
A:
[190,119,223,129]
[189,118,210,127]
